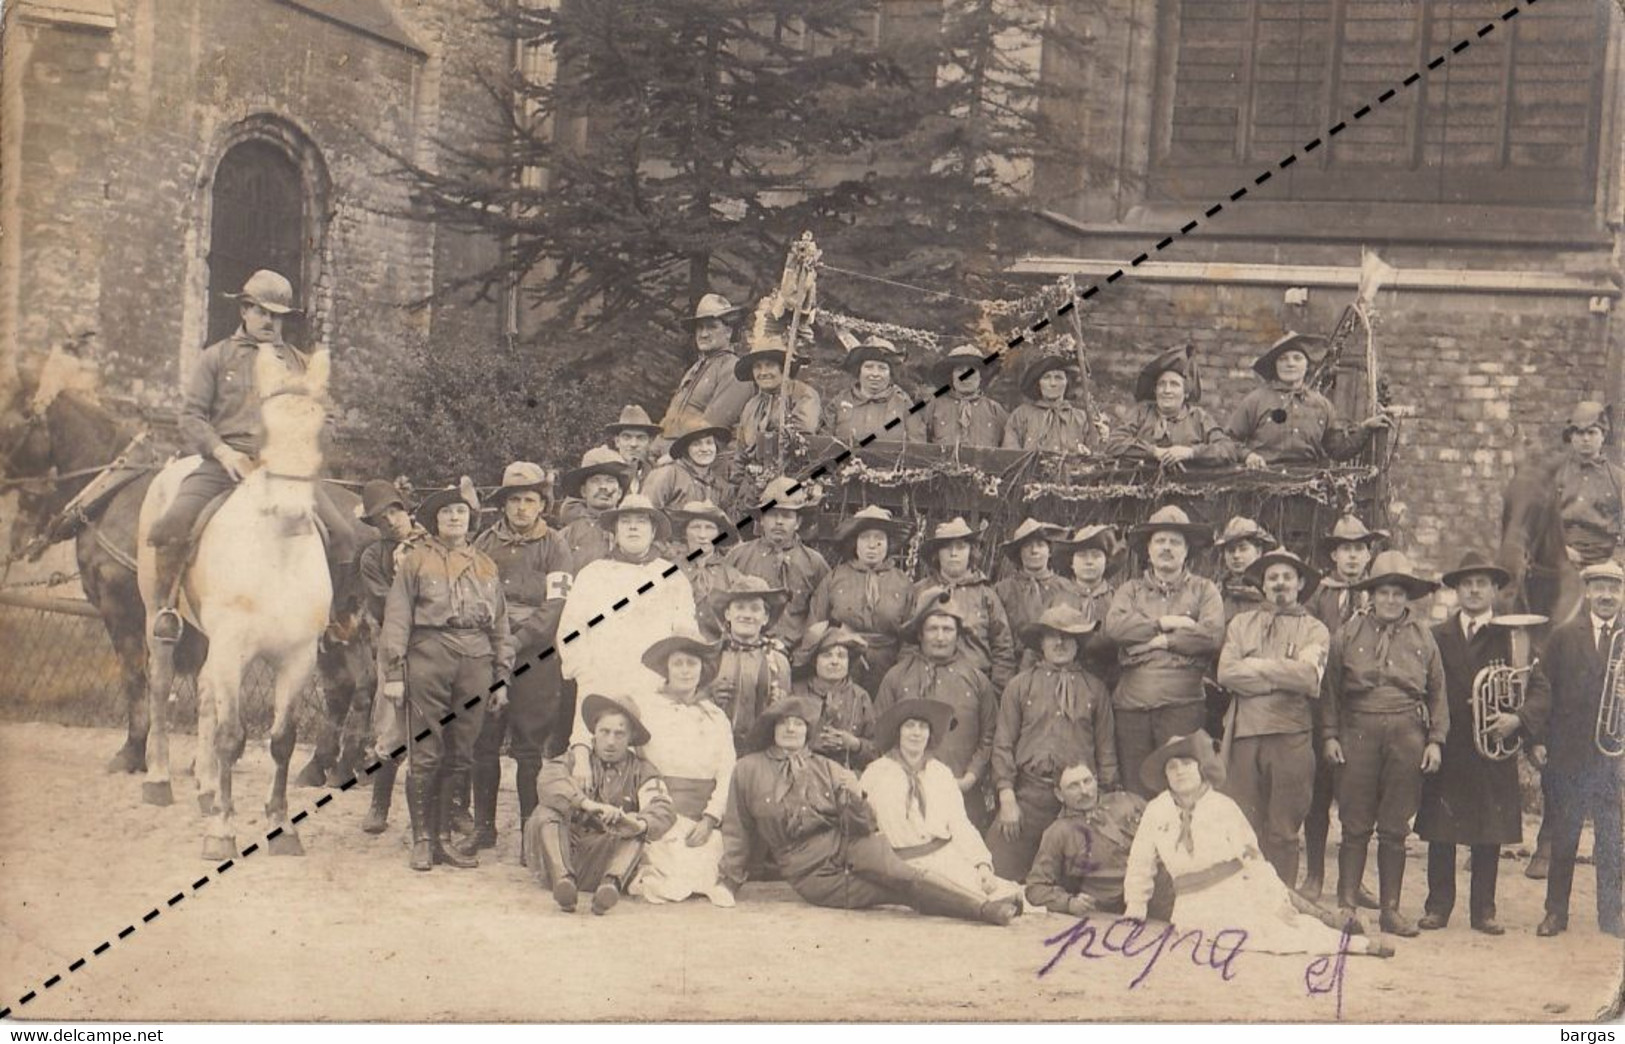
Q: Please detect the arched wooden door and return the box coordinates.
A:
[207,140,306,345]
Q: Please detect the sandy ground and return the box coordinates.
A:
[0,721,1619,1024]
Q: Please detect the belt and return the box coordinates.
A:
[1172,857,1243,895]
[893,837,951,860]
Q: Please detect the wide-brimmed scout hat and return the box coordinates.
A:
[561,446,633,499]
[1127,505,1211,552]
[1354,550,1440,600]
[1055,523,1118,558]
[832,505,911,553]
[842,337,906,376]
[746,696,822,753]
[494,461,550,504]
[1324,514,1389,549]
[873,697,956,755]
[1440,550,1511,590]
[1214,516,1278,552]
[641,631,723,688]
[707,574,789,624]
[416,477,481,531]
[1000,517,1068,560]
[669,500,738,542]
[581,693,652,747]
[683,293,743,323]
[903,587,967,641]
[1019,605,1099,650]
[604,405,661,437]
[668,415,733,460]
[1244,549,1321,598]
[597,492,671,542]
[734,347,805,383]
[1134,344,1202,405]
[1018,354,1077,399]
[921,516,987,554]
[929,344,1001,387]
[791,621,870,674]
[225,269,300,315]
[1563,401,1614,443]
[1581,560,1625,585]
[1252,332,1327,382]
[1140,730,1225,794]
[358,480,409,526]
[757,475,816,512]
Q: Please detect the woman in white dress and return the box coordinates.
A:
[1123,732,1393,957]
[861,698,1023,906]
[625,633,738,906]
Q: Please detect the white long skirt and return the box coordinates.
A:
[632,814,730,905]
[904,845,1024,906]
[1174,864,1351,956]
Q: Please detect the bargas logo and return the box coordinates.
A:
[1559,1031,1615,1043]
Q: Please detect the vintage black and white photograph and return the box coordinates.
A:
[0,0,1622,1026]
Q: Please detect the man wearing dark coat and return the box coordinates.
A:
[1415,552,1543,935]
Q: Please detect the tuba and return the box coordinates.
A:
[1599,624,1625,758]
[1471,614,1547,761]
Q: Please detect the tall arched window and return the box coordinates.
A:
[206,140,306,345]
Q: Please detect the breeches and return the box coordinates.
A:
[405,632,491,780]
[984,776,1061,881]
[1115,702,1206,798]
[790,835,922,910]
[148,460,236,547]
[1226,732,1315,856]
[1335,711,1425,845]
[526,812,645,892]
[474,650,563,764]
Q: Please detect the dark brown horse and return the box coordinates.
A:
[1497,447,1584,636]
[3,378,375,783]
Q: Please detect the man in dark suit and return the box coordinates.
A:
[1523,560,1625,939]
[1415,552,1546,935]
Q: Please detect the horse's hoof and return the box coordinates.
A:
[142,781,174,807]
[267,830,305,857]
[201,836,237,861]
[105,746,145,775]
[292,759,329,788]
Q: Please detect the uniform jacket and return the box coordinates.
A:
[1320,610,1448,746]
[736,380,821,458]
[912,572,1018,691]
[642,458,730,513]
[713,637,794,748]
[923,392,1007,449]
[537,749,676,840]
[724,538,831,645]
[993,662,1118,791]
[379,536,513,681]
[1225,382,1370,465]
[1105,402,1238,466]
[681,555,749,641]
[1555,452,1625,562]
[808,560,915,655]
[561,510,617,573]
[720,748,866,888]
[473,520,572,653]
[1306,576,1371,637]
[873,649,997,782]
[1025,792,1147,914]
[825,384,925,444]
[180,332,309,457]
[1216,604,1329,738]
[995,569,1084,644]
[662,348,754,434]
[357,527,428,625]
[1003,400,1098,455]
[1103,570,1225,709]
[792,677,878,770]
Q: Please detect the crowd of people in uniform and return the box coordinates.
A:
[156,271,1624,952]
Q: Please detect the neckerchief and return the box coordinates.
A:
[886,749,930,820]
[1171,783,1210,855]
[1371,609,1410,663]
[1147,404,1190,444]
[1143,569,1190,598]
[852,384,898,406]
[765,744,811,802]
[611,547,660,566]
[849,559,890,614]
[1027,398,1078,445]
[1038,661,1086,720]
[488,518,551,545]
[949,392,984,438]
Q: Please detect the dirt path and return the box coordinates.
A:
[0,722,1619,1023]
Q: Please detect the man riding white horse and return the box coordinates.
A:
[146,269,354,642]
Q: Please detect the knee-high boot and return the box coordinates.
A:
[405,771,433,871]
[531,818,577,912]
[433,769,479,869]
[1377,840,1419,937]
[1336,839,1369,932]
[471,758,501,851]
[361,760,398,835]
[903,869,1020,927]
[515,758,542,866]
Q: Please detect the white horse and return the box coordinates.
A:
[136,347,332,859]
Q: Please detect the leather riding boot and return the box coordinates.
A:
[905,870,1019,927]
[1525,838,1551,880]
[1275,846,1300,894]
[471,759,501,851]
[405,772,433,871]
[447,772,475,839]
[432,770,479,869]
[1336,841,1369,932]
[149,542,189,642]
[515,758,542,866]
[534,821,577,912]
[1377,841,1419,937]
[361,760,398,835]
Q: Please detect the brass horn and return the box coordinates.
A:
[1598,622,1625,758]
[1471,614,1546,762]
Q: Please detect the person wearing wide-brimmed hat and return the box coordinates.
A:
[790,622,878,771]
[1553,400,1625,568]
[862,697,1024,906]
[558,493,697,739]
[468,461,576,854]
[875,590,999,828]
[733,345,821,462]
[529,694,676,915]
[1225,332,1390,469]
[914,517,1019,691]
[1518,560,1623,939]
[1002,354,1101,456]
[558,446,634,570]
[723,476,831,646]
[825,337,924,445]
[1213,516,1278,624]
[1123,732,1395,958]
[1104,344,1237,468]
[718,697,1020,925]
[994,517,1082,643]
[602,405,662,490]
[1412,551,1540,936]
[1050,524,1121,686]
[808,505,915,692]
[644,416,734,513]
[380,478,513,872]
[922,344,1008,449]
[661,292,754,437]
[667,500,745,640]
[1216,548,1329,889]
[986,606,1118,881]
[707,575,794,750]
[1104,506,1225,798]
[147,268,355,642]
[1321,550,1446,937]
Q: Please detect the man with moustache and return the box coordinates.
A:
[661,294,754,436]
[558,447,633,572]
[1216,549,1330,887]
[723,477,830,647]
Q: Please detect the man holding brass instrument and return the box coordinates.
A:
[1414,552,1546,935]
[1522,560,1625,940]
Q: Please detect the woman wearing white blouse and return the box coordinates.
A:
[1124,731,1393,957]
[861,698,1023,906]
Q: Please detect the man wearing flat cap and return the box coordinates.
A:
[1554,400,1625,569]
[661,293,754,437]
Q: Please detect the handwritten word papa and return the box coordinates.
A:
[1038,914,1247,989]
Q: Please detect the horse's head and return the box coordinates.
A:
[256,347,329,478]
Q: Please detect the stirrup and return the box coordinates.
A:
[151,607,184,643]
